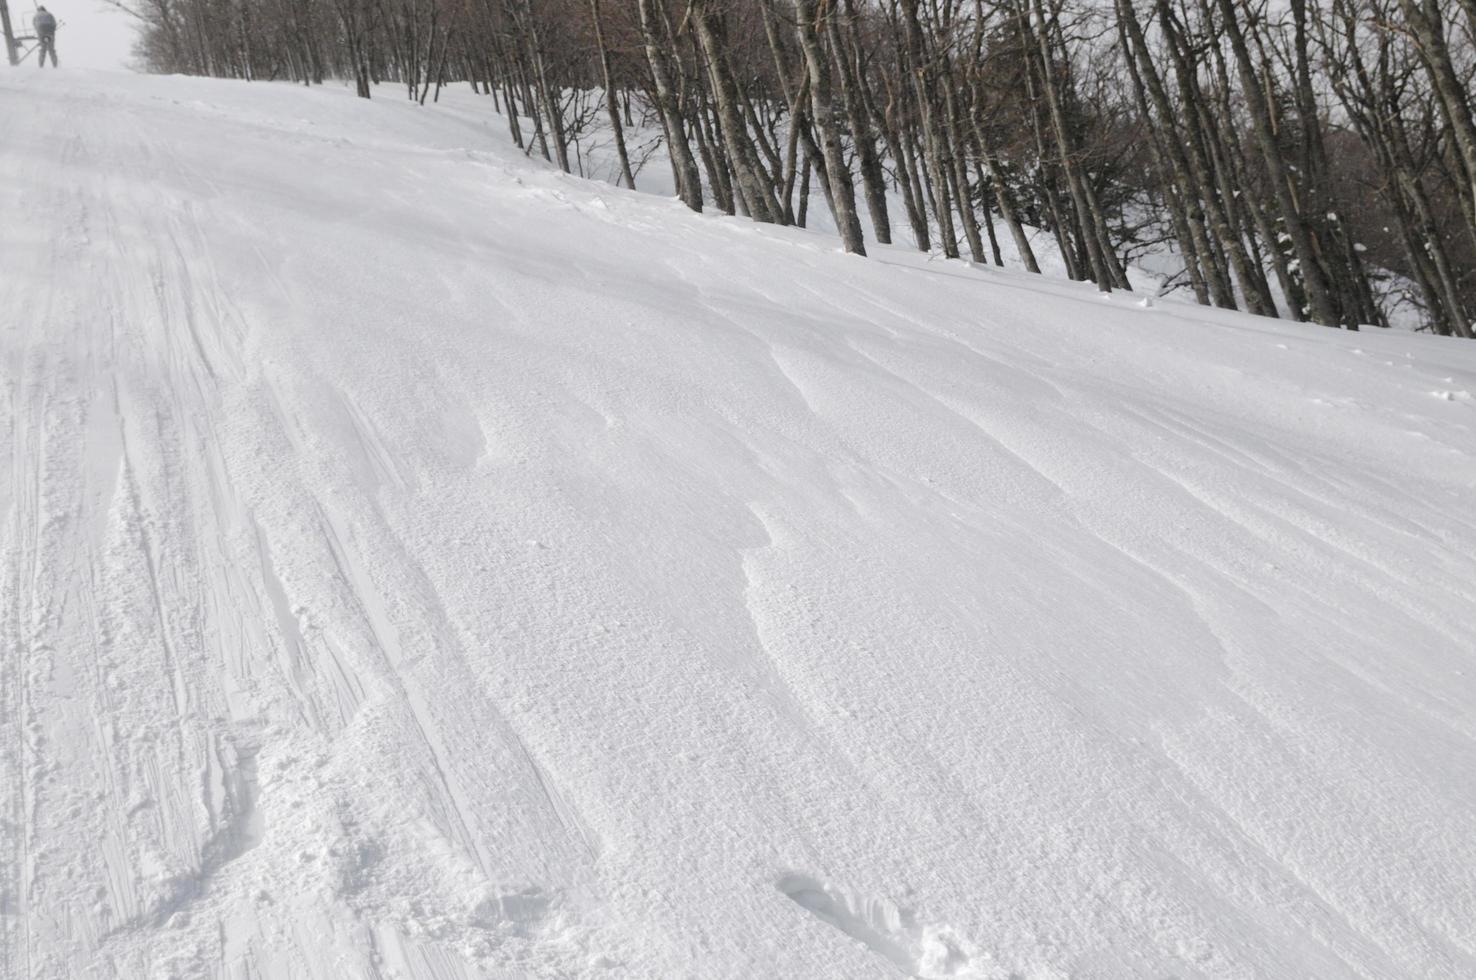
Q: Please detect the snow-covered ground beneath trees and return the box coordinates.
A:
[2,71,1476,980]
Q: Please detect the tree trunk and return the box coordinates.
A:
[637,0,703,211]
[691,2,783,222]
[590,0,636,190]
[793,0,867,253]
[1213,0,1340,325]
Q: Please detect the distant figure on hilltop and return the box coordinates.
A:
[33,5,57,68]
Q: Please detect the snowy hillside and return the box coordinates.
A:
[3,71,1475,980]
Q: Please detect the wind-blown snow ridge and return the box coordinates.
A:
[2,71,1475,980]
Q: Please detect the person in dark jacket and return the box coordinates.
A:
[33,6,57,68]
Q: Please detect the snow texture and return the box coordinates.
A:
[2,71,1475,980]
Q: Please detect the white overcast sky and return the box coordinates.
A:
[11,0,137,69]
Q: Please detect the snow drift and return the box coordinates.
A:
[2,71,1475,980]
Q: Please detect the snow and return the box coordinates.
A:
[3,70,1476,980]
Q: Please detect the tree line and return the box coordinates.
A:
[119,0,1476,338]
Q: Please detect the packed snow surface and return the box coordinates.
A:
[3,71,1476,980]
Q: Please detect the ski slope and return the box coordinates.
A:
[2,70,1475,980]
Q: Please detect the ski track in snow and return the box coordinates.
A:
[2,71,1476,979]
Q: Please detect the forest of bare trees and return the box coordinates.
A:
[116,0,1476,337]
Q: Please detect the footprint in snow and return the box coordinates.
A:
[777,873,984,977]
[470,884,558,938]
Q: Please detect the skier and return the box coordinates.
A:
[32,5,56,68]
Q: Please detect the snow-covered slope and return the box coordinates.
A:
[2,71,1475,980]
